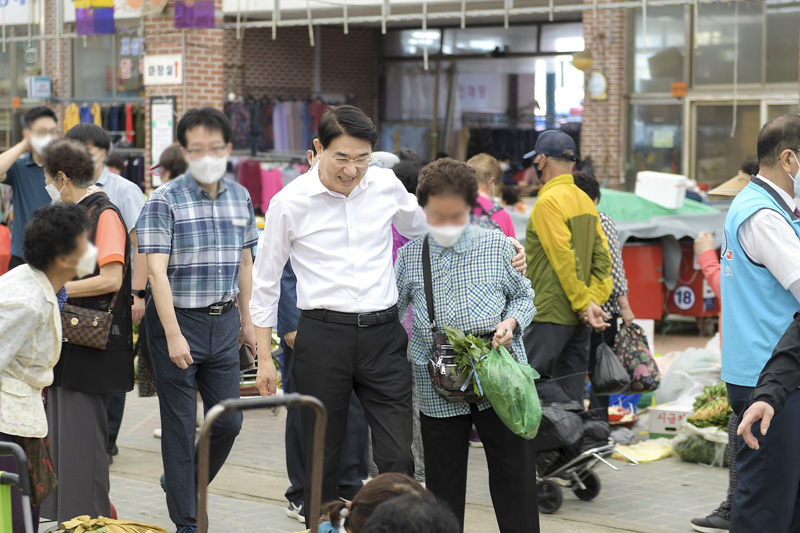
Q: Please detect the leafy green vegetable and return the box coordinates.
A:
[688,381,731,430]
[674,435,729,467]
[442,325,491,397]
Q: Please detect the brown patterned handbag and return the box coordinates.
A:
[60,284,123,350]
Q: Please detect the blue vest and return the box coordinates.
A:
[721,180,800,386]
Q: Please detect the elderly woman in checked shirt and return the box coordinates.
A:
[395,158,539,533]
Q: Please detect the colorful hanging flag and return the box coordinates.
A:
[175,0,215,29]
[75,0,115,35]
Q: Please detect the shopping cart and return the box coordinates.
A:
[197,393,327,533]
[0,441,34,533]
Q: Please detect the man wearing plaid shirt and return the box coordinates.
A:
[395,158,539,533]
[136,108,262,533]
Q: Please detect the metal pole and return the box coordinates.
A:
[197,395,327,533]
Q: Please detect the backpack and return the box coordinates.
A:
[470,203,504,232]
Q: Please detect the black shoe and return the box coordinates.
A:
[107,444,119,456]
[691,506,730,533]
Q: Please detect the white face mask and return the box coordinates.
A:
[45,182,66,203]
[30,135,55,155]
[428,223,468,248]
[789,152,800,199]
[73,242,98,279]
[188,156,227,185]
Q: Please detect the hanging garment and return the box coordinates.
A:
[261,168,284,211]
[63,104,81,133]
[259,99,274,152]
[238,160,264,213]
[125,104,134,145]
[133,105,145,149]
[79,104,94,125]
[91,103,103,126]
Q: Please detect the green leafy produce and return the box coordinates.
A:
[673,434,729,467]
[443,325,491,397]
[688,381,732,430]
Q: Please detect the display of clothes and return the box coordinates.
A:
[225,97,331,155]
[231,157,308,214]
[466,128,541,165]
[113,154,147,192]
[62,103,145,148]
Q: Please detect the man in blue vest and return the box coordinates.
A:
[721,114,800,532]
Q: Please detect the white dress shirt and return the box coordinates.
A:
[96,166,146,232]
[251,166,428,328]
[0,265,62,438]
[738,175,800,303]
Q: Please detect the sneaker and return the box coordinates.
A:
[690,507,731,533]
[176,526,197,533]
[469,429,483,448]
[286,501,305,523]
[154,428,162,439]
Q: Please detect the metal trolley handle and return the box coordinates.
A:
[197,393,328,533]
[0,441,35,533]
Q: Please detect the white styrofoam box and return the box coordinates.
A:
[648,399,694,438]
[635,171,688,210]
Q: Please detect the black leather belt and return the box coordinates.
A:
[302,305,399,328]
[178,301,236,316]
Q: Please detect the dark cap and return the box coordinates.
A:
[523,130,578,161]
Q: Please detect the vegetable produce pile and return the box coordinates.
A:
[687,382,731,430]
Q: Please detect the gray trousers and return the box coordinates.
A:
[40,387,111,523]
[523,322,591,404]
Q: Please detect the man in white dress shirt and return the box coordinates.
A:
[251,107,425,522]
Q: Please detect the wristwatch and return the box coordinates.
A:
[133,289,147,299]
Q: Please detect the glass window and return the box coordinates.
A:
[695,104,760,186]
[631,7,685,93]
[766,2,800,83]
[441,26,538,55]
[628,104,683,185]
[695,1,763,85]
[0,27,40,104]
[116,35,145,97]
[768,103,798,121]
[383,61,450,121]
[539,23,584,52]
[73,35,114,99]
[383,29,441,57]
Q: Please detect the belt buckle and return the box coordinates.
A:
[209,305,224,316]
[357,313,369,328]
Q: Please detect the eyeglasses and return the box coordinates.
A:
[186,146,227,158]
[330,155,372,168]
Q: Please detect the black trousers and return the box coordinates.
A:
[106,392,126,450]
[420,406,539,533]
[728,383,800,533]
[588,317,619,422]
[524,322,591,404]
[282,340,369,505]
[293,314,414,524]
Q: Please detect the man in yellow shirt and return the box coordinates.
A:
[523,131,613,403]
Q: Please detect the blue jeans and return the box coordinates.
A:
[146,300,243,529]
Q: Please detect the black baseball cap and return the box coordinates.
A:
[523,130,578,161]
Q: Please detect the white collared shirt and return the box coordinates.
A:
[0,265,62,438]
[251,166,428,327]
[738,175,800,302]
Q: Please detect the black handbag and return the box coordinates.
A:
[422,236,481,404]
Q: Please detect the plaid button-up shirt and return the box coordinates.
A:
[136,173,259,309]
[395,225,536,418]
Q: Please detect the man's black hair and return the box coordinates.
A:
[757,114,800,168]
[741,155,759,176]
[392,160,423,195]
[105,154,126,172]
[318,105,378,150]
[23,203,89,271]
[362,493,459,533]
[308,131,319,153]
[177,107,233,148]
[573,170,601,202]
[23,106,58,129]
[65,123,111,151]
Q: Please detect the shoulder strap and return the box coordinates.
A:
[422,236,436,329]
[488,203,504,216]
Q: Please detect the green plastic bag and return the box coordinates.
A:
[480,346,543,439]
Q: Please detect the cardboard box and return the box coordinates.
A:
[635,171,688,210]
[649,400,694,439]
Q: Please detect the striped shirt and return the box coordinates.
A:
[136,173,259,309]
[598,212,629,317]
[395,225,536,418]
